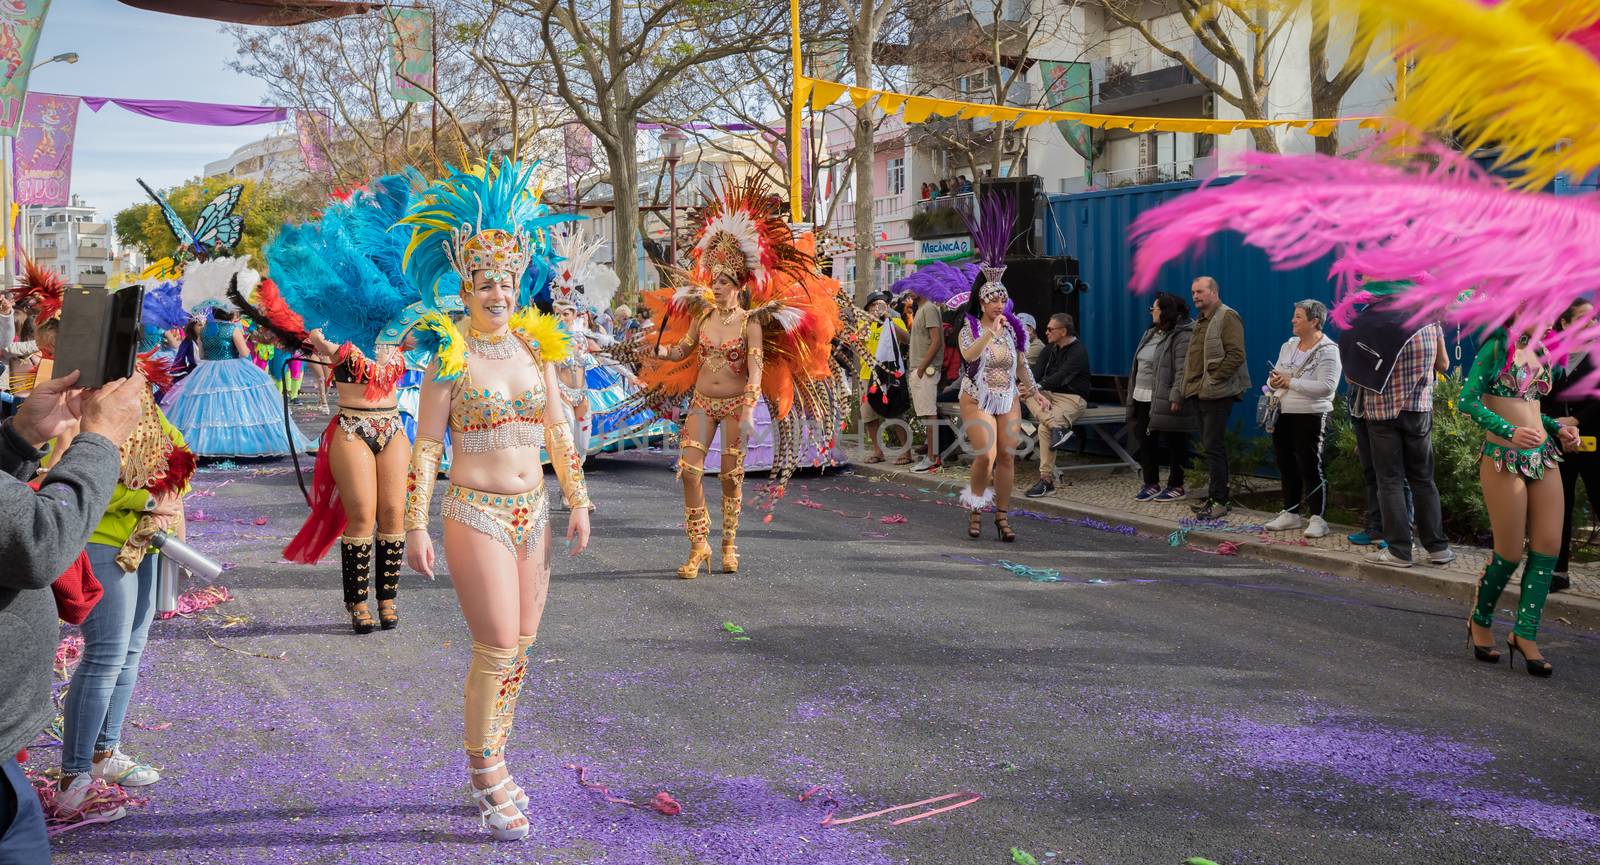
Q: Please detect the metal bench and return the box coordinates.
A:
[932,398,1139,474]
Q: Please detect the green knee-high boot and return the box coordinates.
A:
[1471,552,1521,628]
[1513,551,1558,641]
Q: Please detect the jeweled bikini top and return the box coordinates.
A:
[1491,338,1554,401]
[698,333,748,375]
[449,340,548,453]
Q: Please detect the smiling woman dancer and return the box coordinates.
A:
[399,158,592,841]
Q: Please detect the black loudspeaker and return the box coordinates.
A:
[977,175,1041,257]
[990,256,1080,327]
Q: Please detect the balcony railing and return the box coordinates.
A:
[1092,159,1210,189]
[1096,30,1218,112]
[835,194,912,227]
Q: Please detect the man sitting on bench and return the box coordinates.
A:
[1025,313,1091,498]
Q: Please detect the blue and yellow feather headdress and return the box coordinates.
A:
[399,156,580,309]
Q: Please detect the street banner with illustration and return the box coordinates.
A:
[13,90,76,205]
[0,1,53,136]
[1039,60,1092,182]
[385,7,434,103]
[295,109,333,176]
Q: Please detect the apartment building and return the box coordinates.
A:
[203,132,310,186]
[27,196,117,288]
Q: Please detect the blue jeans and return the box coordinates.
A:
[60,544,158,775]
[0,757,49,865]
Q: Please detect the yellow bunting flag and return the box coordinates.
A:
[809,80,847,110]
[902,97,936,123]
[791,77,1379,141]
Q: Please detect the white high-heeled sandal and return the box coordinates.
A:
[472,761,529,811]
[468,771,529,841]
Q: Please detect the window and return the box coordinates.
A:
[887,157,905,196]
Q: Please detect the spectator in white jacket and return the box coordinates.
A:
[1263,299,1342,538]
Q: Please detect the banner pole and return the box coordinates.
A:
[789,0,802,224]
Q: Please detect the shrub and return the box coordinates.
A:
[1324,373,1490,543]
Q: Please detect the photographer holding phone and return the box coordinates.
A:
[1543,298,1600,593]
[0,370,144,861]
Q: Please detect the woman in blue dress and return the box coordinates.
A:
[161,306,314,457]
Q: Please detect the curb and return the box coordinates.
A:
[849,462,1600,633]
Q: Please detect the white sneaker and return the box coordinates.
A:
[1365,549,1413,568]
[92,747,160,787]
[54,774,127,824]
[1303,516,1329,539]
[1428,548,1457,565]
[1263,510,1303,531]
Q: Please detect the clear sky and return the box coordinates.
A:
[29,0,281,225]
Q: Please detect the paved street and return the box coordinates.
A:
[39,446,1600,865]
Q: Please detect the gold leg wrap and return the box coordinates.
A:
[678,505,712,579]
[721,446,744,573]
[496,635,536,753]
[721,494,742,573]
[463,641,522,759]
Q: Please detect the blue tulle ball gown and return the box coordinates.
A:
[161,319,315,458]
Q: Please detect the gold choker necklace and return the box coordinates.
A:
[716,305,743,326]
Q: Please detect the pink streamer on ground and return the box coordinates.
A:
[54,635,84,680]
[27,769,148,837]
[563,764,682,815]
[801,785,982,827]
[156,585,233,620]
[1128,143,1600,394]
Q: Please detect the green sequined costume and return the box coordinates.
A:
[1457,331,1563,480]
[1459,331,1563,641]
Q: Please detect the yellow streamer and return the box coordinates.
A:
[798,77,1376,138]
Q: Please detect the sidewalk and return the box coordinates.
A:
[846,447,1600,631]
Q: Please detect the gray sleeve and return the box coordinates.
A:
[0,311,12,353]
[0,419,42,479]
[0,431,121,591]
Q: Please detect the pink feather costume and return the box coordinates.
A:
[1128,146,1600,393]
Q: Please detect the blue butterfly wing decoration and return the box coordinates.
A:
[192,185,245,253]
[137,178,199,255]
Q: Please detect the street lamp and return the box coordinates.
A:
[32,52,78,70]
[659,127,688,265]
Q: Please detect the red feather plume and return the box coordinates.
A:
[13,256,65,322]
[137,349,174,390]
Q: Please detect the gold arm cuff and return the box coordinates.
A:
[404,437,445,531]
[545,421,593,510]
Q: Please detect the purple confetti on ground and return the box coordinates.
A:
[1150,711,1600,852]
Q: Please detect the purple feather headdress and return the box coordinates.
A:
[141,281,188,331]
[960,190,1018,269]
[1129,144,1600,393]
[891,261,978,308]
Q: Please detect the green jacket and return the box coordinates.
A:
[1183,302,1250,400]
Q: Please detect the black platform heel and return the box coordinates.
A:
[1507,634,1553,678]
[1466,622,1500,663]
[994,510,1015,543]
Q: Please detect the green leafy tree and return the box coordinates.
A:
[112,176,301,266]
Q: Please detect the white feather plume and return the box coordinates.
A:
[180,256,251,313]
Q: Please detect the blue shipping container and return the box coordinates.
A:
[1042,178,1341,435]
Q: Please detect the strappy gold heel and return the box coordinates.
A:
[678,505,712,579]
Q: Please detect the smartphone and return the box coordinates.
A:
[54,284,145,388]
[1581,436,1597,453]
